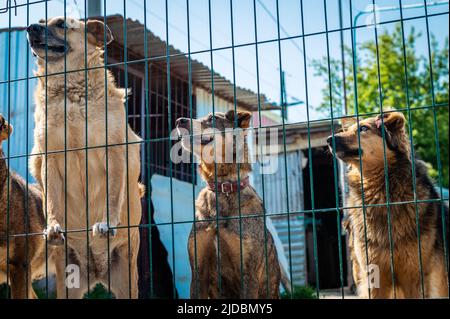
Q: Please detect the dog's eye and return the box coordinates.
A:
[359,125,369,132]
[55,20,67,29]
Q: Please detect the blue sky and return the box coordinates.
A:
[1,0,448,123]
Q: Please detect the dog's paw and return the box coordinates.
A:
[92,222,116,238]
[43,223,65,246]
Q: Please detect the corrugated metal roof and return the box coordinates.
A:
[98,15,279,112]
[1,16,279,111]
[254,120,340,150]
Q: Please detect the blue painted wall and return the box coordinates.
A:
[0,30,36,181]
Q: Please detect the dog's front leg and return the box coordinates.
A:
[93,146,125,238]
[9,263,28,299]
[41,156,66,246]
[242,251,260,299]
[188,226,216,299]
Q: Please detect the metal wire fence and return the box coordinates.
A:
[0,0,448,299]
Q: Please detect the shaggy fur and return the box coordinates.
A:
[27,17,143,298]
[0,115,46,299]
[176,111,281,299]
[329,112,449,299]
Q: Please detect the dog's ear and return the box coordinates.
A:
[226,110,252,129]
[86,20,114,46]
[341,116,356,131]
[375,112,406,132]
[0,117,13,142]
[376,111,406,150]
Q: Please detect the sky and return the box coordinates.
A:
[0,0,449,123]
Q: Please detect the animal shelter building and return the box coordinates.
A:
[1,15,358,298]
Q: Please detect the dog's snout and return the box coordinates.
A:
[176,117,190,128]
[327,135,334,146]
[327,135,343,146]
[27,24,44,34]
[177,118,188,124]
[27,24,45,44]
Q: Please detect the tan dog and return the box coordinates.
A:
[27,17,143,298]
[0,114,47,299]
[176,111,281,299]
[328,112,449,299]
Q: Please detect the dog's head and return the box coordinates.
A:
[327,112,408,168]
[27,17,113,63]
[175,110,252,166]
[0,114,13,143]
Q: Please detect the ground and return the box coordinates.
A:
[319,288,358,299]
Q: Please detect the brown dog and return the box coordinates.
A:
[27,17,143,298]
[176,110,281,299]
[328,112,449,298]
[0,114,46,299]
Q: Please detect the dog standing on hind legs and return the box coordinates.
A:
[27,17,143,299]
[328,111,449,299]
[176,110,281,299]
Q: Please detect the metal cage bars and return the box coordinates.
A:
[0,0,448,299]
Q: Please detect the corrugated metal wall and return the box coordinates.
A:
[253,150,307,286]
[0,30,36,181]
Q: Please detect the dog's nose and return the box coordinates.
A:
[176,118,190,128]
[328,135,343,147]
[27,24,43,35]
[327,135,333,145]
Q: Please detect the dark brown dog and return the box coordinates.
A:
[176,110,281,299]
[328,112,449,299]
[0,114,46,299]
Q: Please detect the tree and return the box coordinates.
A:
[311,24,449,187]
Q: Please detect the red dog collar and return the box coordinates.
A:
[207,176,250,195]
